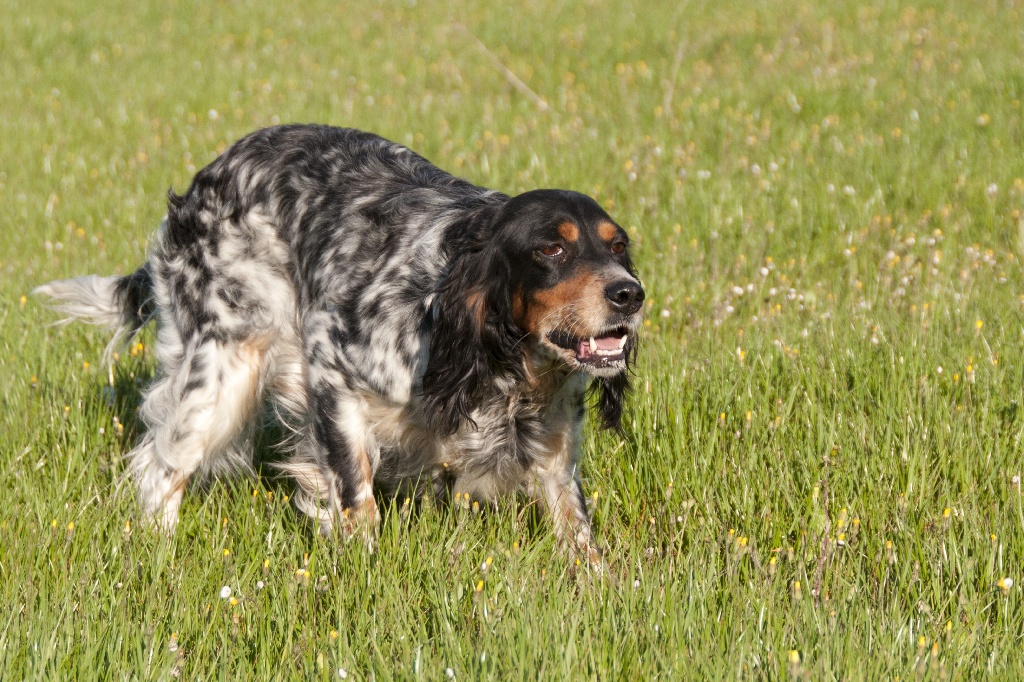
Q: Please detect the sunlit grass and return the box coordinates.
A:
[2,0,1024,678]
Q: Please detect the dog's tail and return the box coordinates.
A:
[34,264,155,359]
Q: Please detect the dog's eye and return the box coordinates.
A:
[540,244,564,257]
[610,241,626,255]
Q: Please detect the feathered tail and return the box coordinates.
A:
[33,265,155,358]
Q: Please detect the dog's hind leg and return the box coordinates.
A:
[295,309,381,547]
[131,333,268,530]
[309,390,381,546]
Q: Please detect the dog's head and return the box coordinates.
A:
[422,189,644,434]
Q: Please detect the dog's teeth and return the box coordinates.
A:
[589,337,597,352]
[618,335,628,349]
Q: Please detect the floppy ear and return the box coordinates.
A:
[420,245,523,436]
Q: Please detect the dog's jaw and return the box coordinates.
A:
[539,323,638,378]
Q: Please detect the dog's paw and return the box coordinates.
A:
[337,499,381,552]
[562,534,606,575]
[578,541,606,573]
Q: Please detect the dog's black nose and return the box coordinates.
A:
[604,280,645,314]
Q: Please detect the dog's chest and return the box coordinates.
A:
[370,371,587,494]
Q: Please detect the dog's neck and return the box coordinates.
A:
[510,343,587,410]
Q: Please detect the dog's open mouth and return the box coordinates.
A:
[548,327,629,370]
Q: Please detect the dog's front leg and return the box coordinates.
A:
[537,469,602,567]
[304,312,380,548]
[527,425,602,568]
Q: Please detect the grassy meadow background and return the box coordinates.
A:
[3,0,1024,677]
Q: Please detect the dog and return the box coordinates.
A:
[35,124,644,561]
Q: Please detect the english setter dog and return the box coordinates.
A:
[36,125,644,561]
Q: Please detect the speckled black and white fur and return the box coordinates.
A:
[36,124,644,560]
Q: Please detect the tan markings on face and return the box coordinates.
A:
[558,221,580,243]
[516,271,608,336]
[597,221,618,242]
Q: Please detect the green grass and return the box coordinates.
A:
[3,0,1024,677]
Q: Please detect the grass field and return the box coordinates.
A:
[3,0,1024,678]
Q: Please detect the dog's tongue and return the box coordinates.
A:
[577,334,626,358]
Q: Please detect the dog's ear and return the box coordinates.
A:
[420,244,523,436]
